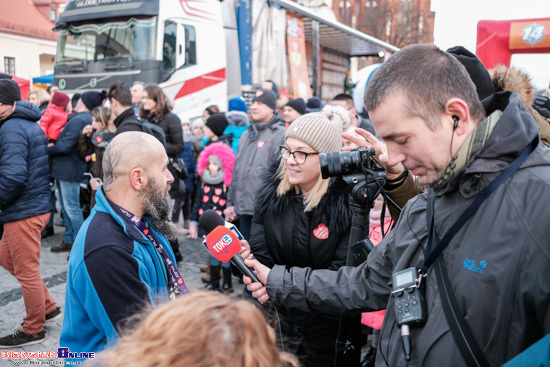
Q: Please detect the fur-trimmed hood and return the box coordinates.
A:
[254,159,352,234]
[196,142,236,187]
[490,64,534,108]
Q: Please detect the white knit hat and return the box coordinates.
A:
[285,108,343,153]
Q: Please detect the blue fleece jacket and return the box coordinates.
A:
[60,186,176,361]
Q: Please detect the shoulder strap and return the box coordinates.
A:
[118,117,142,128]
[435,258,491,367]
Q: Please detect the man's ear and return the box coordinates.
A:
[129,167,146,192]
[444,98,471,135]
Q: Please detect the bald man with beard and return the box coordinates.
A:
[60,132,185,361]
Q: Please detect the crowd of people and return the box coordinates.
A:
[0,42,549,367]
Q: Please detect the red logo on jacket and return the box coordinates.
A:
[313,224,329,239]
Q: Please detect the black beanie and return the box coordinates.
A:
[0,79,21,105]
[447,46,495,101]
[80,90,107,111]
[252,89,277,111]
[285,98,307,115]
[0,73,13,80]
[206,113,229,137]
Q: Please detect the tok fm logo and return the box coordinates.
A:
[211,234,233,254]
[313,223,329,239]
[463,258,487,274]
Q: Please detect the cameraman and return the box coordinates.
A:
[243,44,550,366]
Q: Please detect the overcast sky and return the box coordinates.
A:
[430,0,550,90]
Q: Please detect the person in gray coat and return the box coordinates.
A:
[243,44,550,366]
[224,89,285,240]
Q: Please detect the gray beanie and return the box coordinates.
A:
[191,118,205,130]
[285,111,343,154]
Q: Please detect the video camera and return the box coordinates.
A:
[319,147,386,207]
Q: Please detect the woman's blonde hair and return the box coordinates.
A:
[85,291,299,367]
[27,88,50,104]
[276,159,329,212]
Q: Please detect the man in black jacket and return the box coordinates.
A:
[109,81,142,135]
[0,79,61,347]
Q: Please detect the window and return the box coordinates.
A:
[363,0,378,27]
[163,21,196,77]
[418,11,424,36]
[50,9,56,21]
[4,57,15,75]
[339,0,352,24]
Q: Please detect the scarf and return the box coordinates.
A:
[203,169,224,185]
[431,110,501,190]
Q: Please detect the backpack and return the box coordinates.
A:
[119,117,167,148]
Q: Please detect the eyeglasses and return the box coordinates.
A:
[279,146,318,164]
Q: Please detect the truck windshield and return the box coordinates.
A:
[56,17,157,65]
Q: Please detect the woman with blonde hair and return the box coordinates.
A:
[27,88,51,114]
[248,105,361,366]
[85,291,298,367]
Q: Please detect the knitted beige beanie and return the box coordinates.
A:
[285,106,343,153]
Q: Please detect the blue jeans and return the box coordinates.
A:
[57,180,84,244]
[211,255,230,268]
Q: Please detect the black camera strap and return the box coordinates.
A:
[420,138,536,367]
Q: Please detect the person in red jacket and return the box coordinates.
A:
[39,92,70,143]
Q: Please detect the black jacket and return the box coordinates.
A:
[250,161,360,367]
[0,101,50,223]
[114,108,142,135]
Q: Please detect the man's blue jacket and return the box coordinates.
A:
[0,101,50,223]
[60,186,176,359]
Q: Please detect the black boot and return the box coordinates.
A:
[361,347,376,367]
[205,265,220,291]
[221,267,233,293]
[41,226,54,239]
[170,239,183,263]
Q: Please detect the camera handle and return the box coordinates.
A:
[334,175,382,367]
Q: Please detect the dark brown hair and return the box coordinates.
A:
[140,83,172,121]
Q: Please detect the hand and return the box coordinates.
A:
[239,239,252,260]
[47,142,54,147]
[342,128,405,180]
[189,222,198,239]
[89,178,102,191]
[81,125,94,136]
[223,206,238,222]
[243,259,271,303]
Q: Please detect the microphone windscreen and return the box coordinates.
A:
[205,226,241,263]
[199,209,225,233]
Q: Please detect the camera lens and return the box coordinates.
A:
[320,151,361,178]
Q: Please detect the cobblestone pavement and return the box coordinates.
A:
[0,223,244,366]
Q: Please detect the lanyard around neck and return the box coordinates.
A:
[114,204,190,298]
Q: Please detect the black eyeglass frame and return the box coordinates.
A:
[279,145,319,164]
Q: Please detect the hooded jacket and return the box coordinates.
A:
[0,101,50,223]
[266,92,550,366]
[39,103,69,141]
[227,113,285,215]
[250,161,361,366]
[60,187,175,361]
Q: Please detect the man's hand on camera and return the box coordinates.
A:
[243,259,271,304]
[342,127,405,181]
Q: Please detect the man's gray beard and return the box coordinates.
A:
[142,179,177,240]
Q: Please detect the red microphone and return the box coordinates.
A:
[203,222,260,283]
